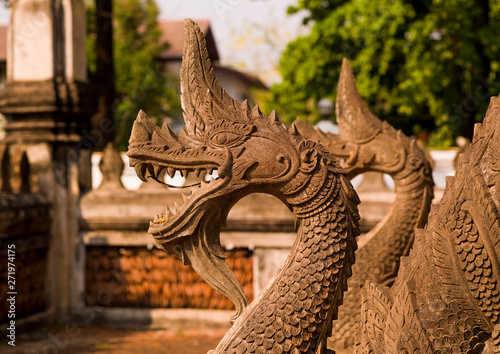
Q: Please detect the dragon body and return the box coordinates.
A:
[127,20,360,353]
[296,60,434,351]
[355,95,500,352]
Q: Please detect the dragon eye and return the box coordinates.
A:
[209,131,244,147]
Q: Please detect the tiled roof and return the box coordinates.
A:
[213,63,267,90]
[0,25,7,61]
[158,19,219,61]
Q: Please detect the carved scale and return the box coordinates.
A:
[356,95,500,352]
[127,20,360,353]
[295,59,434,351]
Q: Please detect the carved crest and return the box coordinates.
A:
[355,96,500,352]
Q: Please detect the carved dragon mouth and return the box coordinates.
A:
[127,111,236,243]
[128,111,252,321]
[135,161,228,232]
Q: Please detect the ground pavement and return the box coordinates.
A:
[1,326,226,353]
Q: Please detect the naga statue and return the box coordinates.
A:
[127,19,360,353]
[355,95,500,352]
[295,59,434,352]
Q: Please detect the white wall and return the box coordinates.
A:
[91,149,458,192]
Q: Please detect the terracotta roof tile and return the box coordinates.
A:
[85,246,253,309]
[158,19,218,61]
[213,63,267,90]
[0,25,7,61]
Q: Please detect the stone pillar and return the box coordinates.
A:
[0,0,95,322]
[1,0,92,142]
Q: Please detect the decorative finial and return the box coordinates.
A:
[98,142,125,190]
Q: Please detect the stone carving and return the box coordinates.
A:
[355,95,500,352]
[454,136,471,170]
[128,19,361,353]
[295,59,435,351]
[98,142,125,190]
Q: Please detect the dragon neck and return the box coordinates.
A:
[376,158,435,251]
[375,159,435,244]
[214,166,358,353]
[357,154,434,276]
[392,159,434,203]
[355,145,433,236]
[329,145,435,350]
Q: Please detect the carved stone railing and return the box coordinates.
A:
[0,142,52,323]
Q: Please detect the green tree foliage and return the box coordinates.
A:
[87,0,181,150]
[270,0,500,146]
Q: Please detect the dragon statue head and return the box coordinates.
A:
[296,59,433,182]
[127,19,347,321]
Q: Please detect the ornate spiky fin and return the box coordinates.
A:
[268,110,279,124]
[293,117,316,137]
[430,106,500,326]
[336,58,382,142]
[180,19,251,137]
[357,280,392,353]
[292,117,333,148]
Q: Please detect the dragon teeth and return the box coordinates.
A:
[150,163,224,225]
[134,164,148,182]
[146,165,155,177]
[153,165,162,178]
[167,167,176,178]
[181,193,190,203]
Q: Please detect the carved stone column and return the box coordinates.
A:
[0,0,95,322]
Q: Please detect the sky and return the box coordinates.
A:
[0,5,6,24]
[0,0,309,85]
[157,0,309,84]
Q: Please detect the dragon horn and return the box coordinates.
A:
[336,58,382,142]
[180,19,250,134]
